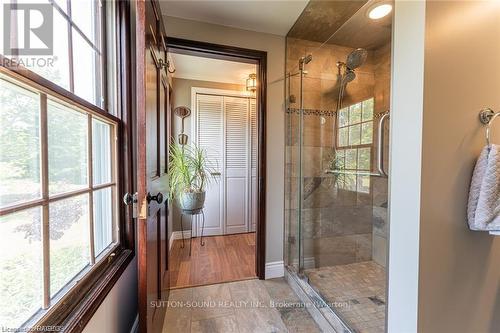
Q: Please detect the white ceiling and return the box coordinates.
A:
[158,0,309,36]
[169,53,256,85]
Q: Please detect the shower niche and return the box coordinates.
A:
[284,1,392,332]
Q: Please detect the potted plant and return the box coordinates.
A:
[167,143,216,212]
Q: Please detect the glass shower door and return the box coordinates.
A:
[284,60,303,274]
[284,4,392,330]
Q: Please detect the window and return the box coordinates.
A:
[0,75,118,329]
[3,0,105,107]
[336,98,374,193]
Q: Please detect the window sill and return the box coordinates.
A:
[33,248,134,333]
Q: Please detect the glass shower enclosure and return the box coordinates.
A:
[284,1,392,332]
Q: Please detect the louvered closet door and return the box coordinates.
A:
[196,94,224,236]
[225,96,250,234]
[249,99,258,232]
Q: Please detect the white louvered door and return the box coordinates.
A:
[225,96,250,234]
[195,94,224,236]
[194,92,257,236]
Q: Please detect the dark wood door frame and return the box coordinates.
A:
[166,37,267,280]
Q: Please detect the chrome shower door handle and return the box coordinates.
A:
[377,113,390,177]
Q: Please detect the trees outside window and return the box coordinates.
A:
[0,75,118,329]
[336,98,374,193]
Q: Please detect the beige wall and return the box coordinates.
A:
[164,16,286,265]
[171,77,247,147]
[418,1,500,332]
[82,257,138,333]
[170,77,247,232]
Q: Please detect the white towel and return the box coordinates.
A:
[467,144,500,234]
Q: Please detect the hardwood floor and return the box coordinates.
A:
[170,232,256,289]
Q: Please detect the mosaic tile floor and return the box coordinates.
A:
[305,261,387,333]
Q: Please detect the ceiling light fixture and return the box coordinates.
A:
[246,74,257,92]
[367,2,392,20]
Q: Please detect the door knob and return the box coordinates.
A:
[123,192,136,205]
[147,192,164,204]
[123,192,138,218]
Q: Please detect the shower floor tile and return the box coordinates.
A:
[305,261,386,333]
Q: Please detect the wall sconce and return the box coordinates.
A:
[246,74,257,92]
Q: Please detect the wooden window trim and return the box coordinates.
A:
[0,68,129,332]
[0,1,135,331]
[0,55,112,121]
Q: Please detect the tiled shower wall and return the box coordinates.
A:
[284,37,391,269]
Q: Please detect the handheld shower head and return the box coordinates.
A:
[343,70,356,83]
[299,54,313,70]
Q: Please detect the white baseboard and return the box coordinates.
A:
[169,231,192,250]
[130,314,138,333]
[265,261,284,279]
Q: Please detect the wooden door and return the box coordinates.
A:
[136,1,169,332]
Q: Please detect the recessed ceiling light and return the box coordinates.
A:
[367,3,393,20]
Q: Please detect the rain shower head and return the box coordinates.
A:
[346,48,368,70]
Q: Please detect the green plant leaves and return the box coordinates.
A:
[167,143,217,202]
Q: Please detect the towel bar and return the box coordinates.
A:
[479,108,500,146]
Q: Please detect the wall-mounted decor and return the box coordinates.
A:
[173,106,191,145]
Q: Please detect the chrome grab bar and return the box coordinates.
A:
[325,170,383,177]
[324,111,390,178]
[377,113,390,177]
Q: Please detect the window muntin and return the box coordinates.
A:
[337,98,373,148]
[3,0,105,107]
[0,74,118,328]
[336,98,374,193]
